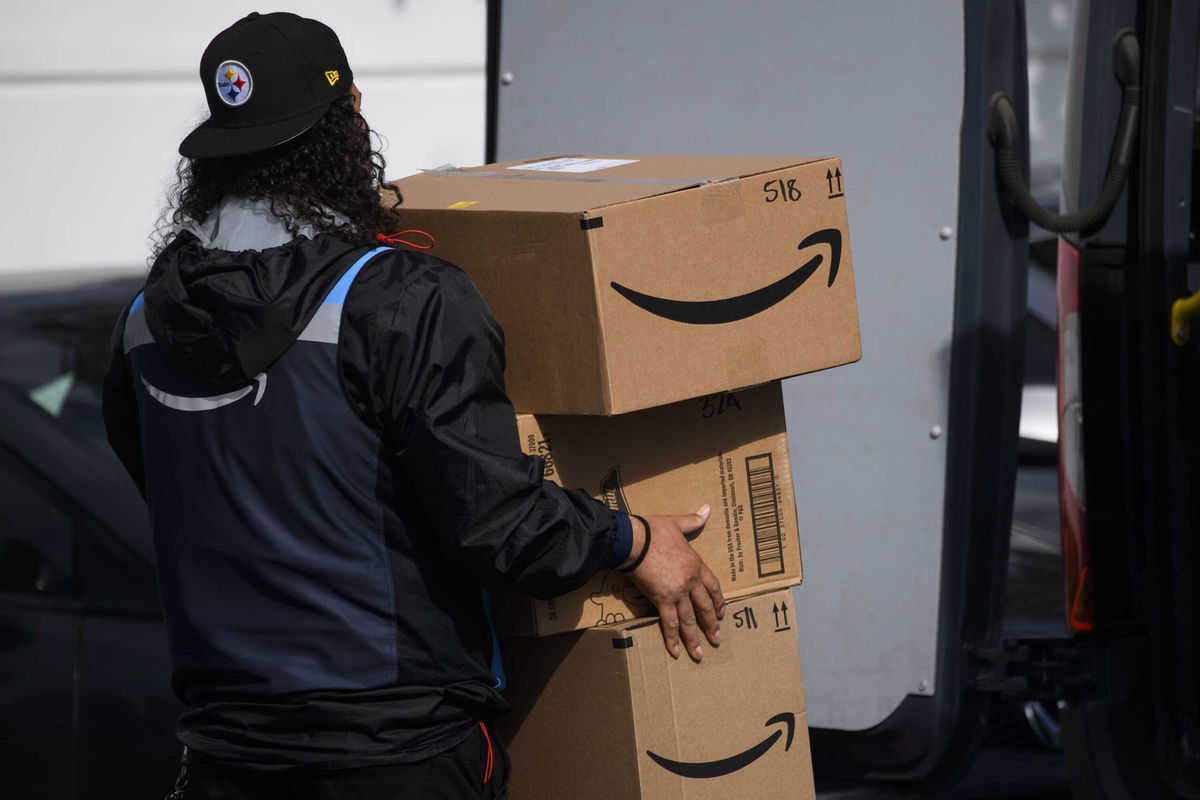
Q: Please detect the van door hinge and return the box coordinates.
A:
[968,638,1097,702]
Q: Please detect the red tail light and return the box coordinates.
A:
[1057,239,1093,632]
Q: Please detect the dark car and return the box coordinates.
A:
[0,271,184,800]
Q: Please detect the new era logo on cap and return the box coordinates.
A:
[325,70,339,86]
[215,60,253,106]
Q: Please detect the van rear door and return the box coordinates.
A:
[1056,1,1200,797]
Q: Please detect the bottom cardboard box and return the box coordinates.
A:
[497,587,813,800]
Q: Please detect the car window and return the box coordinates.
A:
[0,286,134,455]
[0,448,74,598]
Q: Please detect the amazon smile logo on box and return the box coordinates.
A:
[646,712,797,778]
[610,228,841,324]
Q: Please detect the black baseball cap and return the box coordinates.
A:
[179,12,353,158]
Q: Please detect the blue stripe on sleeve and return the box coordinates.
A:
[324,246,393,305]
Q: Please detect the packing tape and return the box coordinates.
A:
[699,180,744,225]
[420,166,738,187]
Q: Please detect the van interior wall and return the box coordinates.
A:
[0,1,486,275]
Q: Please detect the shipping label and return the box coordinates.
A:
[508,157,639,173]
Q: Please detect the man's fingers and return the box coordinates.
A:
[677,504,711,538]
[690,583,721,647]
[699,564,726,620]
[658,604,682,659]
[636,504,719,661]
[676,598,705,661]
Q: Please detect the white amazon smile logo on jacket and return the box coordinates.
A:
[141,373,267,411]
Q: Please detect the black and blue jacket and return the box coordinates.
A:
[102,197,629,770]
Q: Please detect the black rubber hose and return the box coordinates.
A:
[988,30,1141,234]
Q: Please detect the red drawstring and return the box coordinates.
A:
[376,229,436,249]
[479,721,494,785]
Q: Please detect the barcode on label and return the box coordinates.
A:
[745,453,784,578]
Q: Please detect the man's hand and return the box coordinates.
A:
[623,505,725,661]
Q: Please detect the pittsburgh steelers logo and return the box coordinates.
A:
[215,61,252,106]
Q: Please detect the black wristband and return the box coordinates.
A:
[618,515,652,573]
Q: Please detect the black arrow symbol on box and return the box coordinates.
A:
[827,167,843,198]
[609,228,841,325]
[772,599,792,633]
[646,712,796,779]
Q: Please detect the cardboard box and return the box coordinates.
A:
[389,155,860,415]
[500,382,801,637]
[498,587,814,800]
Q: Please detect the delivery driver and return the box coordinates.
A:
[102,11,723,800]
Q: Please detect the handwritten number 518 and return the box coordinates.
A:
[763,178,802,203]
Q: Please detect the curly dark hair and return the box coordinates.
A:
[154,94,402,256]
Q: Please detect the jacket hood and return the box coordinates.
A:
[142,196,364,388]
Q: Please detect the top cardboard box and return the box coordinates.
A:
[389,155,861,415]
